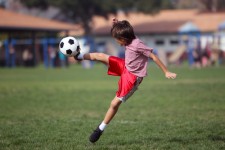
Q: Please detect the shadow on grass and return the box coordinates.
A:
[208,135,225,142]
[168,137,202,144]
[110,135,220,145]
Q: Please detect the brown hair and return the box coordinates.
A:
[111,20,136,45]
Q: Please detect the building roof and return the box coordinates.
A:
[178,22,200,33]
[0,8,79,32]
[92,9,225,35]
[193,12,225,32]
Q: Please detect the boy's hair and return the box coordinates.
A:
[111,20,136,45]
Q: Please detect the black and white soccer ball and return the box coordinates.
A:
[59,36,80,57]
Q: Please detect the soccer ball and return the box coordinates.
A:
[59,36,80,57]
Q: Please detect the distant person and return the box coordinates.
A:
[201,42,211,67]
[0,41,3,66]
[193,39,202,68]
[22,49,29,66]
[48,46,56,68]
[73,18,177,143]
[58,51,66,68]
[210,38,220,66]
[8,43,16,68]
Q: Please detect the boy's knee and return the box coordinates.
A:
[110,99,121,109]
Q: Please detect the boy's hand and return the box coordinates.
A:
[165,71,177,79]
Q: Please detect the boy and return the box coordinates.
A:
[74,18,177,143]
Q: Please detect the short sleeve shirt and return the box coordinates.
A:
[125,38,153,77]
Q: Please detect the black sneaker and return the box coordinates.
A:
[89,126,103,143]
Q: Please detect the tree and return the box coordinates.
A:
[20,0,173,35]
[171,0,225,12]
[198,0,225,12]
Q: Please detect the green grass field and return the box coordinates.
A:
[0,64,225,150]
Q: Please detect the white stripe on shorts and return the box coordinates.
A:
[117,77,142,103]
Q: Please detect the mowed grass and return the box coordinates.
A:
[0,64,225,150]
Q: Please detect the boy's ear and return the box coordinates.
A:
[121,38,126,43]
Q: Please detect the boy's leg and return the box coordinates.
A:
[103,96,122,124]
[89,96,122,143]
[84,53,109,65]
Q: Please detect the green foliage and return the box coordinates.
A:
[20,0,50,10]
[20,0,174,34]
[135,0,174,14]
[0,65,225,149]
[20,0,225,34]
[199,0,225,11]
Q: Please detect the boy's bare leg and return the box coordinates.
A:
[84,53,122,124]
[103,96,122,124]
[89,96,122,143]
[83,53,109,65]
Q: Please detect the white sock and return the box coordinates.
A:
[77,53,84,60]
[99,122,107,131]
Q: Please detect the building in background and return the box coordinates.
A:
[89,9,225,66]
[1,0,225,66]
[0,8,81,67]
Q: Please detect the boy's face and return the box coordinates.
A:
[115,38,126,46]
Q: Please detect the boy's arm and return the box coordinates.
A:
[149,52,177,79]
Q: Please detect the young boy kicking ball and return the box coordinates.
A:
[74,18,177,143]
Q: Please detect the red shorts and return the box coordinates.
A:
[107,56,143,102]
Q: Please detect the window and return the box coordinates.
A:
[170,40,179,45]
[155,40,164,45]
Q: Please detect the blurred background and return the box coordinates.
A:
[0,0,225,69]
[1,1,225,149]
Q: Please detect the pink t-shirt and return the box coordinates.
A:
[125,38,153,77]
